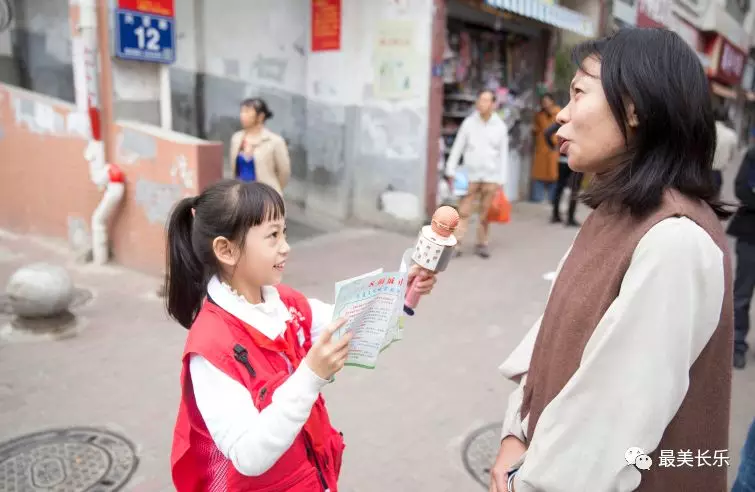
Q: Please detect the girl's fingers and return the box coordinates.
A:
[414,277,437,293]
[333,331,353,350]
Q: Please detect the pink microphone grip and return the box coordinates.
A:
[404,274,422,316]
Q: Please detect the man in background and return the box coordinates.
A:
[444,89,509,259]
[727,144,755,370]
[544,121,581,227]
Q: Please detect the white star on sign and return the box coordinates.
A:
[158,19,168,30]
[142,16,151,26]
[125,14,133,24]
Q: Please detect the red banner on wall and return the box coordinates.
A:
[117,0,174,17]
[312,0,341,52]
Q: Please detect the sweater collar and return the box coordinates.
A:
[207,276,291,340]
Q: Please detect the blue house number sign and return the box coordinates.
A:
[115,9,176,64]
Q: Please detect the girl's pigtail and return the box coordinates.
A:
[164,196,205,328]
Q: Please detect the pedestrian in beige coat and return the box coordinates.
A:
[229,98,291,195]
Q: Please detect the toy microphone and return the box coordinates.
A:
[404,206,460,316]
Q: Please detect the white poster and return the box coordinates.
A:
[373,20,419,100]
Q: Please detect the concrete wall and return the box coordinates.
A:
[0,0,75,103]
[112,59,161,126]
[0,83,224,275]
[170,0,433,229]
[339,0,433,227]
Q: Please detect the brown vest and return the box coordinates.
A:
[520,190,733,491]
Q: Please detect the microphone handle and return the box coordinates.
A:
[403,274,422,316]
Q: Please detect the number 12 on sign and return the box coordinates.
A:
[115,9,175,64]
[134,25,160,51]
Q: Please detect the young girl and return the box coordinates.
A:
[168,180,436,491]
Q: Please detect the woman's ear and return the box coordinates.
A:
[627,101,639,128]
[213,237,239,268]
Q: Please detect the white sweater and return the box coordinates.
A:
[444,112,509,185]
[500,217,726,492]
[189,276,335,476]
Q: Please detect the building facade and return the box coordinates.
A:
[612,0,755,141]
[0,0,597,274]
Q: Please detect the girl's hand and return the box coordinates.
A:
[408,264,437,295]
[304,318,353,380]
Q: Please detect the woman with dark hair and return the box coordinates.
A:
[489,28,733,492]
[230,98,291,195]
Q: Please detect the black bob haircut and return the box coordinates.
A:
[573,28,731,219]
[164,180,285,328]
[241,97,274,121]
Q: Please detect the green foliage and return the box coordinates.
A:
[553,47,575,92]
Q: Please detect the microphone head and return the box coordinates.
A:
[430,206,460,238]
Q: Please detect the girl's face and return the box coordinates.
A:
[237,217,289,288]
[215,216,290,298]
[555,56,631,174]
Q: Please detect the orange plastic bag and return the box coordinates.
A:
[487,187,511,224]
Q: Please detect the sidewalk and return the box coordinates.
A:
[0,202,753,491]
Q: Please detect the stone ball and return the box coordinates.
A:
[5,263,75,318]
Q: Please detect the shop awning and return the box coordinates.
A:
[484,0,596,37]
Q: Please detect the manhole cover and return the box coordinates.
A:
[0,427,138,491]
[462,422,502,489]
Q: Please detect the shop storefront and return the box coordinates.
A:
[705,33,747,137]
[435,0,595,202]
[670,0,752,141]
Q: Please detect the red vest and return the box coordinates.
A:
[170,285,345,491]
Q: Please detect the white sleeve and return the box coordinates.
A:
[189,353,329,476]
[513,217,725,492]
[499,245,572,442]
[499,318,540,442]
[307,298,335,345]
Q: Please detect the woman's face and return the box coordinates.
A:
[555,57,629,174]
[240,105,262,128]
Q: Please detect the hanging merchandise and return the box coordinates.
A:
[440,21,508,166]
[457,31,471,82]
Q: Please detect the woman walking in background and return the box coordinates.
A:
[230,98,291,196]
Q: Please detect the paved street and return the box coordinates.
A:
[0,200,753,492]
